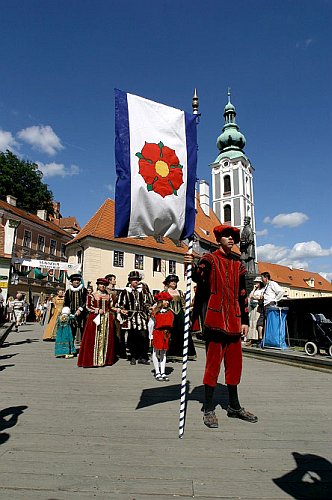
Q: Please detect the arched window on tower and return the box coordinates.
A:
[223,175,231,195]
[245,176,250,199]
[224,204,231,224]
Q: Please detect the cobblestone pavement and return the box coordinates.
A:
[1,322,331,499]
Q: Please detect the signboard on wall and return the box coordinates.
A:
[13,259,81,273]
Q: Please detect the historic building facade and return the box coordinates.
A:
[257,262,332,299]
[65,195,332,299]
[0,195,73,302]
[65,191,229,293]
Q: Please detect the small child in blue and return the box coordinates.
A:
[55,307,77,359]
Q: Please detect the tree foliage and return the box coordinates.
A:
[0,150,54,216]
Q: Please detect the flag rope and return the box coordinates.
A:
[178,237,193,438]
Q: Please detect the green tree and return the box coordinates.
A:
[0,150,54,216]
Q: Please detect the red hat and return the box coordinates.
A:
[154,291,173,302]
[96,278,109,286]
[213,224,240,244]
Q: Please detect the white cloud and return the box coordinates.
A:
[0,129,19,153]
[17,125,64,156]
[69,164,80,175]
[296,38,313,49]
[257,240,332,270]
[105,183,114,195]
[277,259,309,270]
[37,161,80,178]
[288,241,332,259]
[256,229,268,237]
[264,212,309,228]
[319,272,332,283]
[256,244,289,263]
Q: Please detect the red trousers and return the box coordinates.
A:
[203,335,242,387]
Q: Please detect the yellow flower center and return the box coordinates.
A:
[155,160,169,178]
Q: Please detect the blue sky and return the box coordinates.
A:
[1,0,331,280]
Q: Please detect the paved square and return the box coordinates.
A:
[1,323,331,499]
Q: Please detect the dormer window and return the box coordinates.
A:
[305,278,315,288]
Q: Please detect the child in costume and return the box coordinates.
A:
[148,292,174,381]
[54,307,77,359]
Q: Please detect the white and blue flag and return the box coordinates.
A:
[114,89,197,240]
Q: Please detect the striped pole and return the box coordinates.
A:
[178,89,200,438]
[178,237,193,438]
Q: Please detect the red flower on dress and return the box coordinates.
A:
[136,141,183,198]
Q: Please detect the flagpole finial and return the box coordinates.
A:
[192,88,199,115]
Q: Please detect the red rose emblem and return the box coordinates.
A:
[136,141,183,198]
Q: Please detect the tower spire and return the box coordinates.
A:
[192,88,199,115]
[216,90,246,152]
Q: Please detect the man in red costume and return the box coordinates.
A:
[187,224,258,428]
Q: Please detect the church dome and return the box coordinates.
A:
[216,90,246,153]
[224,101,235,112]
[217,125,246,151]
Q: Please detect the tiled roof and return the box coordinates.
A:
[56,216,81,230]
[66,198,332,291]
[257,261,332,293]
[68,197,241,256]
[0,200,72,238]
[194,195,240,255]
[68,198,189,255]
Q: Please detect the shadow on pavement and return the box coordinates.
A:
[136,382,228,410]
[0,353,18,360]
[273,452,332,499]
[0,364,15,371]
[2,339,39,348]
[0,405,28,446]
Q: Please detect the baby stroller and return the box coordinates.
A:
[304,313,332,357]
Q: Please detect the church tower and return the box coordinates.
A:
[210,90,256,234]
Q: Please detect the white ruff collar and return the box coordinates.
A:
[69,283,83,292]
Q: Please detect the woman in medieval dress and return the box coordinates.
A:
[77,278,117,368]
[43,289,65,341]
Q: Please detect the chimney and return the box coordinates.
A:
[37,209,48,221]
[199,180,210,216]
[6,195,17,206]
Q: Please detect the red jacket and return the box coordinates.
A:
[192,249,248,336]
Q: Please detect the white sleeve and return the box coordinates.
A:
[272,282,284,302]
[148,317,155,340]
